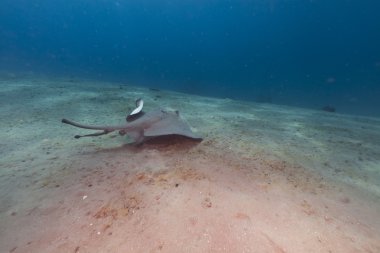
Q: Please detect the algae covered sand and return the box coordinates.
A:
[1,78,380,252]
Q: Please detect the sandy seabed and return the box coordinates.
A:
[0,77,380,253]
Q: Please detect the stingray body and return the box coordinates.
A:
[62,107,202,144]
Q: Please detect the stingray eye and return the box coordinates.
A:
[119,130,126,136]
[175,110,179,115]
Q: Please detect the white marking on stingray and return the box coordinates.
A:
[130,98,143,115]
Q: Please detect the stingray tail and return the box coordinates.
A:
[62,119,125,139]
[61,118,126,131]
[62,118,107,130]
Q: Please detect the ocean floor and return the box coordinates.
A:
[1,78,380,253]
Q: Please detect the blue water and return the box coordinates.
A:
[1,0,379,116]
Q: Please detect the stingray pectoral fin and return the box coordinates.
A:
[126,130,145,144]
[144,116,202,139]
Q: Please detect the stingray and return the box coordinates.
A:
[61,99,202,144]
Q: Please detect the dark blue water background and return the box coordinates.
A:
[1,0,379,116]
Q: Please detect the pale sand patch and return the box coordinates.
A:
[0,78,379,252]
